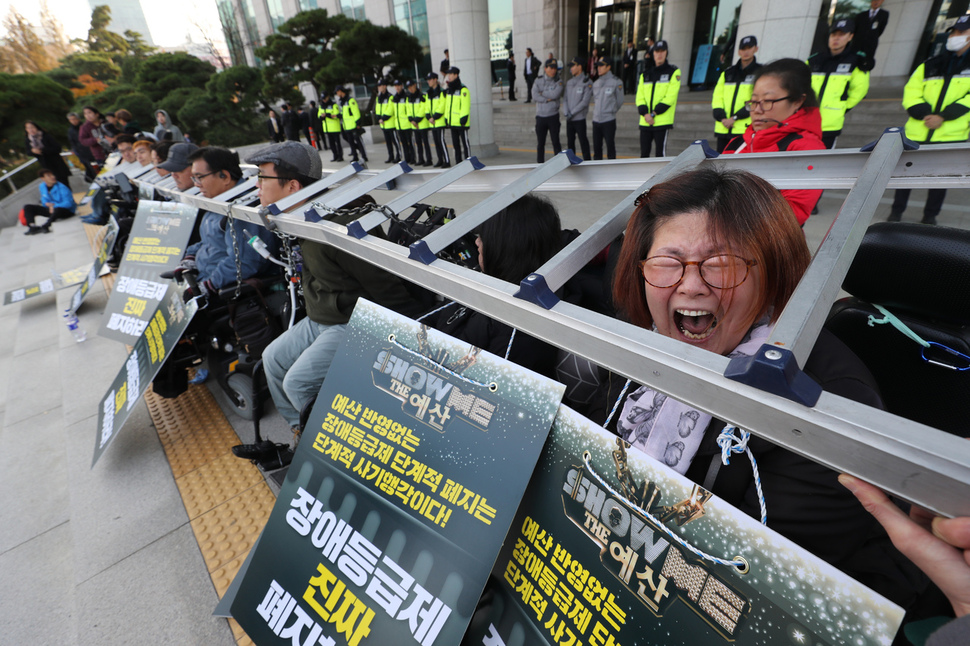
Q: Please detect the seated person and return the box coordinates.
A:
[80,134,144,225]
[181,146,280,298]
[253,142,424,439]
[423,193,564,376]
[157,142,199,192]
[610,166,926,609]
[22,168,76,235]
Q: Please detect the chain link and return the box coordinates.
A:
[227,206,243,301]
[307,201,396,223]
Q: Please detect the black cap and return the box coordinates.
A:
[830,18,855,33]
[377,77,388,86]
[334,85,346,94]
[653,39,669,51]
[425,72,438,80]
[405,79,416,88]
[739,35,757,49]
[597,56,613,67]
[570,56,585,67]
[951,15,970,32]
[447,66,460,75]
[544,59,558,69]
[394,78,403,85]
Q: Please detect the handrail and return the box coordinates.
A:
[0,158,38,194]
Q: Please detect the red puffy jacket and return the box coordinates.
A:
[724,107,825,225]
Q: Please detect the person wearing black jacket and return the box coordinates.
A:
[524,48,540,102]
[854,0,890,71]
[266,109,284,143]
[507,52,517,101]
[621,41,637,94]
[711,36,762,152]
[66,112,95,181]
[281,104,301,142]
[25,121,71,186]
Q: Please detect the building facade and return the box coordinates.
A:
[88,0,156,46]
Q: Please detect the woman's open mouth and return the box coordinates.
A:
[674,309,718,340]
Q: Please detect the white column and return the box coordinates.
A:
[660,0,698,74]
[736,0,824,63]
[869,0,933,82]
[445,0,498,157]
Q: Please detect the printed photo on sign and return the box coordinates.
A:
[231,299,566,646]
[468,406,904,646]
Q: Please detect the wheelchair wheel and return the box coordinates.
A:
[226,372,256,421]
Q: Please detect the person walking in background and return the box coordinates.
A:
[534,59,564,163]
[711,35,762,153]
[445,67,471,163]
[854,0,890,71]
[592,57,624,160]
[636,40,681,157]
[888,15,970,225]
[524,48,540,102]
[507,52,517,101]
[564,57,593,160]
[426,72,451,168]
[281,104,301,142]
[808,18,870,148]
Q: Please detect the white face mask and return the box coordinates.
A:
[946,34,970,52]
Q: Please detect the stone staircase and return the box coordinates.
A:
[490,87,908,157]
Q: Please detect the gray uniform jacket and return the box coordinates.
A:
[533,74,564,118]
[591,71,624,123]
[564,73,593,121]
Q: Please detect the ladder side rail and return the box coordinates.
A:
[408,151,582,264]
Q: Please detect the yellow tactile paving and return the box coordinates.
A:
[85,225,275,643]
[176,452,266,520]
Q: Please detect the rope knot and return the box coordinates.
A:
[717,425,750,466]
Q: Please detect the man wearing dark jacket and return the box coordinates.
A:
[507,52,517,101]
[854,0,890,70]
[524,48,540,102]
[281,104,301,142]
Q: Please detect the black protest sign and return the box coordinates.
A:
[68,217,119,314]
[98,200,196,344]
[92,284,196,466]
[231,299,566,646]
[464,406,905,646]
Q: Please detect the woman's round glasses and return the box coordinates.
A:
[640,254,757,289]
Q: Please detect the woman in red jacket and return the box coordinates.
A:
[724,58,824,225]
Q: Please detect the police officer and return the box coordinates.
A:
[592,57,624,160]
[425,72,451,167]
[393,79,414,164]
[445,66,471,163]
[636,40,681,157]
[406,79,432,167]
[564,57,593,160]
[318,91,343,162]
[334,85,367,163]
[375,78,401,163]
[808,18,870,148]
[534,59,564,163]
[888,15,970,225]
[712,35,762,153]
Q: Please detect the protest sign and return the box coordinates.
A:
[98,200,197,344]
[231,299,566,645]
[466,406,905,646]
[92,283,196,466]
[3,264,101,306]
[68,217,119,314]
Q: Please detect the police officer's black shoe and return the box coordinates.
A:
[440,163,451,168]
[921,215,937,225]
[887,211,903,222]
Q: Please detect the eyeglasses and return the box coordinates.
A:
[639,255,757,289]
[744,96,793,111]
[256,175,282,184]
[191,171,216,183]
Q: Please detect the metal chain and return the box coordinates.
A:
[307,201,397,222]
[227,206,243,301]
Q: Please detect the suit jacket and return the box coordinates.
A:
[854,8,889,60]
[524,56,540,79]
[507,59,516,79]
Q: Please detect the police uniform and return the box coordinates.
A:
[712,39,761,153]
[534,60,564,163]
[406,80,432,167]
[375,79,402,163]
[445,66,471,162]
[393,81,414,164]
[808,19,870,149]
[425,72,451,167]
[335,87,367,163]
[889,17,970,224]
[564,57,593,160]
[318,94,343,162]
[636,42,681,158]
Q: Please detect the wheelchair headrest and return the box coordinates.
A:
[842,222,970,324]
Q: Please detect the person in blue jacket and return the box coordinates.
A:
[22,168,76,235]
